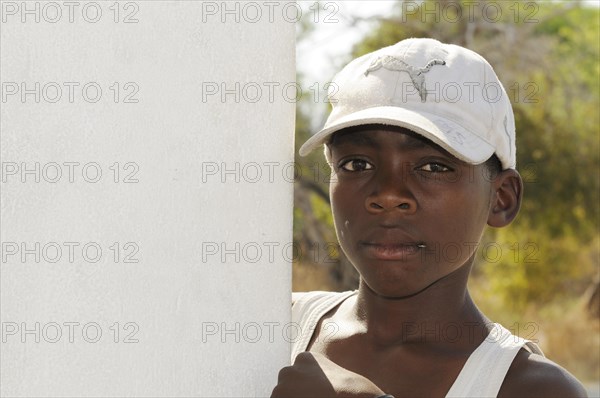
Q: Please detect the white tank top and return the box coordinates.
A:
[291,290,544,398]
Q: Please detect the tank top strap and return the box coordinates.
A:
[445,323,544,397]
[290,290,357,361]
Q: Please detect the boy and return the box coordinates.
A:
[271,39,587,397]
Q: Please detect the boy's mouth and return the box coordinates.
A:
[361,242,426,261]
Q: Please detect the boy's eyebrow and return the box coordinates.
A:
[331,133,380,148]
[331,131,432,151]
[398,137,429,150]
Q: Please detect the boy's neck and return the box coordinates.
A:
[349,262,491,349]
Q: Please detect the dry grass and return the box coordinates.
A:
[536,303,600,383]
[470,273,600,384]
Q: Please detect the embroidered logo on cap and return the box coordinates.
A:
[364,56,446,102]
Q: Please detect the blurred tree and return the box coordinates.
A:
[293,1,600,309]
[292,3,359,290]
[354,0,599,241]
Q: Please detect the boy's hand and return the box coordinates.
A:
[270,352,386,398]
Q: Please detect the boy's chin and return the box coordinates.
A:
[361,278,432,300]
[359,263,470,299]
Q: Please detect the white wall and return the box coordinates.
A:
[1,2,295,396]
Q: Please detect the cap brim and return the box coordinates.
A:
[299,106,494,165]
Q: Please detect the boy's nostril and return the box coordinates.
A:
[399,203,410,209]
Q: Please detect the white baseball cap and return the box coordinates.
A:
[299,38,516,169]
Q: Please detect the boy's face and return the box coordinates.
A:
[327,125,500,298]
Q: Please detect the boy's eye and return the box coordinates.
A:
[419,162,451,172]
[339,159,373,172]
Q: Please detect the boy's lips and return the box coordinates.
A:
[360,241,426,261]
[357,224,425,260]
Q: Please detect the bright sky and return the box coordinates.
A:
[297,0,600,87]
[297,1,396,87]
[296,1,396,128]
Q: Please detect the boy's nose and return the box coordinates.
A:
[365,173,417,214]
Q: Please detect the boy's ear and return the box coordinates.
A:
[487,169,523,227]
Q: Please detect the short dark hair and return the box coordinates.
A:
[484,154,503,177]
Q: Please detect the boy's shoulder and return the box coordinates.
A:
[500,349,588,397]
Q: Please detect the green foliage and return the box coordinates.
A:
[514,4,600,241]
[293,87,337,258]
[294,0,599,312]
[292,3,599,380]
[477,226,597,312]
